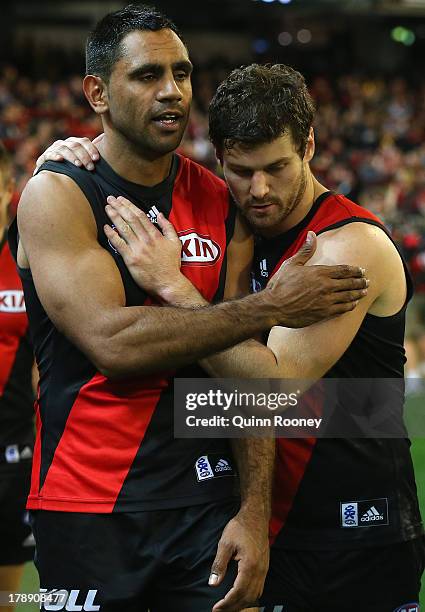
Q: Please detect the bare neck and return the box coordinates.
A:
[97,129,174,187]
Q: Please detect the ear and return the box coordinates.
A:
[303,127,315,163]
[83,75,109,115]
[214,147,223,166]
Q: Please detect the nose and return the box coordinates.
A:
[250,171,269,200]
[157,74,183,102]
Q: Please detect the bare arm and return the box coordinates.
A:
[204,222,406,380]
[18,173,366,380]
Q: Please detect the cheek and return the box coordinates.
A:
[225,176,249,201]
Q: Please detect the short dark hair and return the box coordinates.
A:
[209,64,315,158]
[86,4,185,81]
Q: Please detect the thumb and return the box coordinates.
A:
[209,540,233,587]
[290,230,317,266]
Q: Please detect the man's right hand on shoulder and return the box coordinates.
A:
[34,135,104,174]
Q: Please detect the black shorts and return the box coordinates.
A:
[259,537,425,612]
[0,460,34,565]
[31,499,240,612]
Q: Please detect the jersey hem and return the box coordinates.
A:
[27,491,240,513]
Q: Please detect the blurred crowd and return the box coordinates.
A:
[1,60,425,378]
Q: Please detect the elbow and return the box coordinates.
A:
[92,348,135,380]
[85,338,134,380]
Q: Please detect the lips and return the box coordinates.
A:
[152,109,184,130]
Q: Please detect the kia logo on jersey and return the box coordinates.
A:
[178,231,221,265]
[0,290,26,313]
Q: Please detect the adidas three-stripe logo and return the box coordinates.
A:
[147,205,160,224]
[260,258,268,277]
[361,505,384,522]
[215,459,232,472]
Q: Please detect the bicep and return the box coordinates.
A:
[18,173,126,355]
[267,225,383,379]
[224,211,253,300]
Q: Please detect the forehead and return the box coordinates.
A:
[223,132,297,168]
[117,29,189,70]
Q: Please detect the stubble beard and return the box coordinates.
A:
[241,164,308,233]
[112,108,188,161]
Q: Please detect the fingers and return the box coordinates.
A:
[34,139,65,174]
[36,137,100,173]
[157,213,180,244]
[212,557,260,612]
[331,276,369,292]
[104,224,130,258]
[332,288,368,303]
[92,133,105,145]
[209,538,234,588]
[105,196,158,243]
[58,137,99,170]
[325,264,366,279]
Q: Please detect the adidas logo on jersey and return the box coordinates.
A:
[20,446,33,460]
[214,459,232,473]
[259,258,269,277]
[179,231,221,265]
[341,497,389,528]
[360,506,384,522]
[0,290,25,313]
[147,205,160,224]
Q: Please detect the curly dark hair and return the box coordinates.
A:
[209,64,315,158]
[86,4,185,82]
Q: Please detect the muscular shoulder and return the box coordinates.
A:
[311,222,406,315]
[18,171,97,239]
[17,171,98,266]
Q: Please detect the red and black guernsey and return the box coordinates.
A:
[0,231,34,450]
[9,154,238,513]
[252,191,423,549]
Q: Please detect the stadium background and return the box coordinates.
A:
[1,0,423,608]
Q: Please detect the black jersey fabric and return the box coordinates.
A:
[9,155,238,512]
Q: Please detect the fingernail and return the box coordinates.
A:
[306,231,313,246]
[87,162,95,171]
[361,289,367,295]
[365,279,370,287]
[360,267,366,276]
[106,196,115,203]
[92,154,99,160]
[208,573,219,586]
[74,160,82,166]
[55,154,61,160]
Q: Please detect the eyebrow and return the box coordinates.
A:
[228,156,292,171]
[128,60,193,79]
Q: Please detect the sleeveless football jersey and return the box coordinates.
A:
[10,154,239,512]
[0,231,34,451]
[252,191,423,549]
